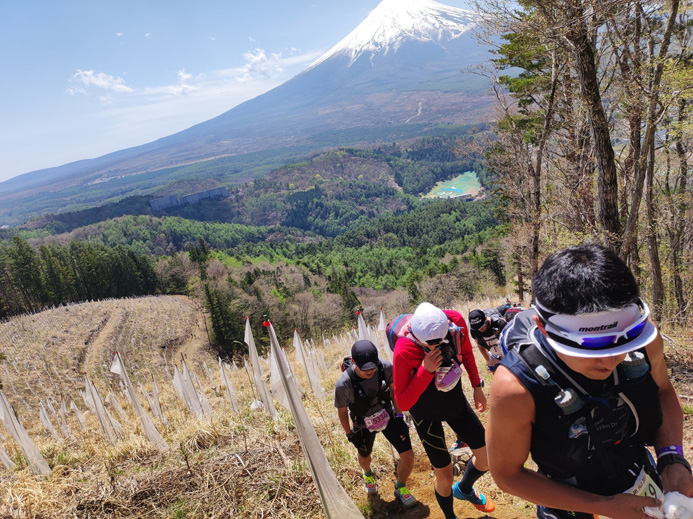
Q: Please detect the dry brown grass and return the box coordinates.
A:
[0,296,690,519]
[0,297,358,518]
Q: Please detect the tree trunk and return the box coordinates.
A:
[672,98,689,316]
[529,51,559,285]
[645,137,665,321]
[620,0,680,261]
[515,251,525,304]
[565,0,622,250]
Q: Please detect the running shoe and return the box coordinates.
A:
[452,482,495,513]
[394,485,418,508]
[363,473,377,494]
[449,439,468,451]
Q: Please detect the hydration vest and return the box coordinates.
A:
[346,362,391,424]
[504,328,662,496]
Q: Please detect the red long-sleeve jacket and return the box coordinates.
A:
[392,309,480,412]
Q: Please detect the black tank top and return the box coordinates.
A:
[502,327,662,495]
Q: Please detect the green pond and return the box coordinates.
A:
[427,171,480,198]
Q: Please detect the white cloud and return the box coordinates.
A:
[178,69,192,82]
[236,48,284,83]
[157,83,198,96]
[141,68,198,96]
[70,70,134,93]
[115,32,123,37]
[145,32,151,37]
[64,48,322,133]
[99,94,115,105]
[67,48,321,101]
[66,85,87,96]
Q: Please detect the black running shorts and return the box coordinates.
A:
[412,396,486,469]
[351,415,412,458]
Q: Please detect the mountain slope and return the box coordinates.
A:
[0,0,494,226]
[309,0,478,69]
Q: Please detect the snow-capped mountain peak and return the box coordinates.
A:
[308,0,477,69]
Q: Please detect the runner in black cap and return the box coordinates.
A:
[335,340,417,508]
[468,308,508,372]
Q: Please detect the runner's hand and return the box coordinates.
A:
[473,386,487,412]
[595,493,660,519]
[423,348,443,373]
[661,462,693,497]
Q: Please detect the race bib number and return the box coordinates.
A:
[364,408,391,432]
[625,467,663,500]
[435,361,462,392]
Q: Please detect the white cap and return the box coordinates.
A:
[411,302,449,343]
[536,299,658,358]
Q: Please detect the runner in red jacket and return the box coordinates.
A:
[392,302,495,519]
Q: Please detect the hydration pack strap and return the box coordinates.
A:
[347,362,388,402]
[516,329,598,397]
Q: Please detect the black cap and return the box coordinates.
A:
[468,309,486,330]
[351,340,378,370]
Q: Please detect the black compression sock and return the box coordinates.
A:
[434,489,456,519]
[458,458,486,493]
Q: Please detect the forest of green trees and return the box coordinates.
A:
[0,237,157,316]
[474,0,691,323]
[0,135,504,347]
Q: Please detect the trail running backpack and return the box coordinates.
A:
[483,307,504,323]
[503,306,524,322]
[386,313,466,364]
[340,356,353,372]
[385,313,414,352]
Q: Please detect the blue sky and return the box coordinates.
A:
[0,0,472,183]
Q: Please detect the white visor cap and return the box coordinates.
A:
[411,302,449,343]
[543,303,658,358]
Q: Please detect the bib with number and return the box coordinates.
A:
[364,407,391,432]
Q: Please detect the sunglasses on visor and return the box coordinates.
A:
[534,298,650,350]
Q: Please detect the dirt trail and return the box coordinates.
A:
[361,454,534,519]
[175,302,210,361]
[83,306,124,375]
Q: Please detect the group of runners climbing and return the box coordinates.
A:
[334,243,693,519]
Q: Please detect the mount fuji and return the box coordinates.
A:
[0,0,494,224]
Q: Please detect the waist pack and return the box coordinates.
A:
[435,360,463,392]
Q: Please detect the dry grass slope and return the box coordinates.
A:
[0,297,690,519]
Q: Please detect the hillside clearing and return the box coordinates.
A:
[0,297,690,518]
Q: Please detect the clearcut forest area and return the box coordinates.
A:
[0,296,691,518]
